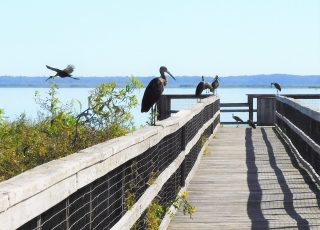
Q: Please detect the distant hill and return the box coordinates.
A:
[0,74,320,88]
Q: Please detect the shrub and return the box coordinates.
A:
[0,77,143,182]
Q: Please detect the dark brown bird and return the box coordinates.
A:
[232,113,243,127]
[141,66,175,125]
[271,82,281,94]
[195,76,213,101]
[211,75,219,95]
[247,119,256,129]
[46,65,78,81]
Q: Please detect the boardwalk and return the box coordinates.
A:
[168,127,320,230]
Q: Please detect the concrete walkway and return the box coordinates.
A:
[168,127,320,230]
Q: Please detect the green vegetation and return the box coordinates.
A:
[145,200,164,230]
[0,77,143,182]
[144,192,196,230]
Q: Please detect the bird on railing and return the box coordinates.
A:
[211,75,220,95]
[46,65,79,81]
[271,82,281,95]
[247,119,256,129]
[195,76,213,102]
[141,66,176,125]
[232,113,243,127]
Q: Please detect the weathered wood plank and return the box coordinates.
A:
[167,127,320,229]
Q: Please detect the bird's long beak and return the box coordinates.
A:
[166,71,176,80]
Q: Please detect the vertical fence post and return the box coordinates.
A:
[65,199,70,229]
[89,185,93,229]
[36,216,41,230]
[248,95,254,122]
[180,126,186,187]
[157,95,171,121]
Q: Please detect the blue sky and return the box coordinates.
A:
[0,0,319,76]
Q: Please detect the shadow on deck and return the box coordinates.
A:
[168,127,320,230]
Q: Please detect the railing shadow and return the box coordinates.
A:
[273,127,320,213]
[246,127,317,230]
[261,128,309,230]
[245,128,269,230]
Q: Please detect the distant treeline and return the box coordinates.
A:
[0,74,320,88]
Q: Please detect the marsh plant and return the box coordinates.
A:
[0,77,142,182]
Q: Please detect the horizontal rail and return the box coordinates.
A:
[286,94,320,99]
[247,94,320,99]
[162,94,211,99]
[220,103,249,107]
[221,121,248,125]
[221,109,257,113]
[275,125,320,185]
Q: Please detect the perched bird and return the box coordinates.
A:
[271,82,281,94]
[232,113,243,127]
[195,76,213,101]
[211,75,220,95]
[46,65,78,81]
[141,66,176,125]
[247,119,256,129]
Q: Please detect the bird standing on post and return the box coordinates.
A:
[247,119,256,129]
[195,76,213,102]
[271,82,281,95]
[232,113,243,127]
[141,66,175,125]
[211,75,219,95]
[46,65,79,81]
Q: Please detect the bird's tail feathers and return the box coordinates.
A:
[46,76,55,81]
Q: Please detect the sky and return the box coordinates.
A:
[0,0,319,77]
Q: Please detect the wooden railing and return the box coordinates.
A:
[157,94,211,120]
[275,95,320,184]
[0,96,220,230]
[223,94,320,125]
[158,94,320,126]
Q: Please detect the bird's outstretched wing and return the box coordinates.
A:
[63,65,75,74]
[46,65,61,72]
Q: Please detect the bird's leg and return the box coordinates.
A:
[151,105,155,126]
[154,104,157,125]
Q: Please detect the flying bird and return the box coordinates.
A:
[232,113,243,127]
[46,65,78,81]
[271,82,281,94]
[195,76,213,101]
[211,75,219,95]
[247,119,256,129]
[141,66,176,125]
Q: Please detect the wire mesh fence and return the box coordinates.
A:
[18,97,220,230]
[276,100,320,146]
[276,99,320,175]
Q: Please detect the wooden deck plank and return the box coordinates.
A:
[167,127,320,229]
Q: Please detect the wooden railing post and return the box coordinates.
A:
[248,95,254,121]
[157,95,171,121]
[180,126,186,187]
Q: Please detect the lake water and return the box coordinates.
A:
[0,87,319,128]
